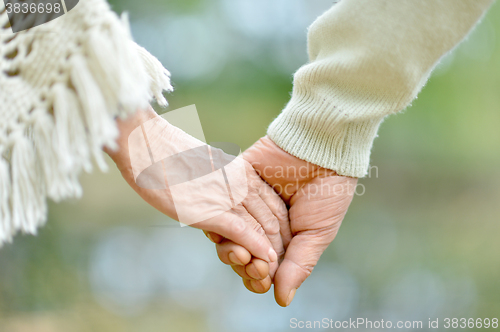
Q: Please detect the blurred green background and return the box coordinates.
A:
[1,0,500,331]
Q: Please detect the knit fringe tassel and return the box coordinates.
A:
[0,13,173,247]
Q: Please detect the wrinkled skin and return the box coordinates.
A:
[106,108,289,265]
[207,136,358,306]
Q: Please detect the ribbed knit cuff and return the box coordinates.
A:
[267,96,385,178]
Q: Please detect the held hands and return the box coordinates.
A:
[108,108,357,307]
[207,136,358,306]
[107,108,289,266]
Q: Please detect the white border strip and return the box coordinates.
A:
[60,0,68,14]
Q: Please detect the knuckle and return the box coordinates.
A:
[253,222,266,236]
[290,259,314,278]
[233,223,246,237]
[262,218,280,236]
[230,218,246,237]
[243,190,259,202]
[275,206,289,223]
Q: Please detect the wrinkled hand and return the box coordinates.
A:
[208,136,357,306]
[107,108,289,264]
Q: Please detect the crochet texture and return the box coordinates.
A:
[0,0,172,246]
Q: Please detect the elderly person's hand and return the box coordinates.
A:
[106,108,289,265]
[207,136,357,306]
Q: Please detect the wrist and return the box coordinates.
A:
[245,136,345,203]
[267,99,384,178]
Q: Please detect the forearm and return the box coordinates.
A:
[268,0,494,178]
[0,0,172,246]
[106,107,179,219]
[107,111,284,264]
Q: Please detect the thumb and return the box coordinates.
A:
[273,231,333,307]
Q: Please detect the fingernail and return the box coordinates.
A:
[206,233,215,243]
[250,279,265,293]
[286,288,297,306]
[268,248,278,262]
[229,252,243,265]
[246,264,261,280]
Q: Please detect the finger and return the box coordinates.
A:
[216,239,252,266]
[231,258,269,280]
[229,252,278,280]
[231,260,269,280]
[257,181,293,250]
[219,239,278,279]
[246,258,270,279]
[273,231,333,307]
[194,211,278,263]
[203,231,224,244]
[230,205,280,278]
[232,265,252,279]
[242,140,292,249]
[242,195,285,259]
[243,276,272,294]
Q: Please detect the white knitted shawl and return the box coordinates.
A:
[0,0,173,246]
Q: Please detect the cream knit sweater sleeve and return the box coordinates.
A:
[268,0,495,178]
